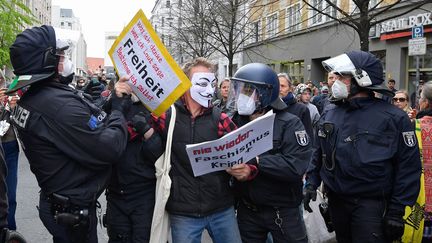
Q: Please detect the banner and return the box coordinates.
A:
[186,110,275,177]
[402,118,428,243]
[109,9,191,116]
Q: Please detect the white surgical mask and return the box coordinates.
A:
[190,72,216,108]
[59,58,74,77]
[237,92,256,115]
[331,79,348,100]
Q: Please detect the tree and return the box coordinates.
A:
[302,0,430,51]
[171,0,273,76]
[0,0,35,67]
[170,0,218,61]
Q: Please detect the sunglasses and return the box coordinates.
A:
[392,98,406,102]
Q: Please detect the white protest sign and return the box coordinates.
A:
[109,10,191,116]
[186,111,275,177]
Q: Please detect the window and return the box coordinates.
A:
[162,17,165,27]
[250,20,261,43]
[286,3,301,32]
[282,61,304,84]
[166,0,170,8]
[61,22,64,26]
[161,34,165,45]
[311,0,337,25]
[266,13,278,38]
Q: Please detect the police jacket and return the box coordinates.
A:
[233,109,313,208]
[11,81,128,206]
[306,96,421,211]
[108,102,163,195]
[282,95,313,138]
[160,101,235,217]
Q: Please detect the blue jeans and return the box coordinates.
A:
[3,141,19,230]
[170,206,241,243]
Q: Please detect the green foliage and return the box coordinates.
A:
[0,0,36,67]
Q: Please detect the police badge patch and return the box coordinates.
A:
[402,131,416,147]
[295,130,309,146]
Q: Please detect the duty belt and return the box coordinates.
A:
[42,192,90,227]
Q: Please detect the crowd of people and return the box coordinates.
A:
[0,24,429,243]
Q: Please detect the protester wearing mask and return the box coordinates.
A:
[277,73,312,138]
[152,57,252,243]
[294,84,320,129]
[304,51,421,243]
[75,77,86,90]
[230,64,313,243]
[7,25,132,243]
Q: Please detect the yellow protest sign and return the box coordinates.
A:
[109,9,191,116]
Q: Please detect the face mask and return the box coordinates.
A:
[237,92,256,115]
[331,79,348,100]
[59,58,74,77]
[190,72,216,108]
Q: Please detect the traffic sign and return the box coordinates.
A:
[412,26,424,38]
[408,37,427,56]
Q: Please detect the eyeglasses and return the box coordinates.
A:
[392,98,406,102]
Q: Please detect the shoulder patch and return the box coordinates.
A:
[295,130,309,146]
[11,105,30,129]
[402,131,416,147]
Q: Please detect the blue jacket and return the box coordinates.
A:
[306,96,421,211]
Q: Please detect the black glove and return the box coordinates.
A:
[131,112,152,136]
[84,80,104,100]
[383,208,405,241]
[303,184,317,213]
[111,92,132,115]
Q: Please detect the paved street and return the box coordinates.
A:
[15,150,212,242]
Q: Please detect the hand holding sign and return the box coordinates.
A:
[226,164,252,181]
[109,9,191,116]
[115,76,133,97]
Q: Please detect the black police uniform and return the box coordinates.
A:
[233,110,313,243]
[11,81,129,243]
[106,103,163,243]
[306,96,421,243]
[282,94,313,138]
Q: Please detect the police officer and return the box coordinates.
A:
[7,25,131,243]
[105,94,163,242]
[304,51,422,243]
[229,63,313,243]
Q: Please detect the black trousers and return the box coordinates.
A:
[328,192,389,243]
[106,186,155,243]
[237,201,308,243]
[38,194,98,243]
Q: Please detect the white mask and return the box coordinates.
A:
[237,92,256,115]
[59,58,74,77]
[331,79,349,100]
[190,72,216,108]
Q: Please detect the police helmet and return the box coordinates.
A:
[322,50,393,96]
[7,25,69,94]
[227,63,286,115]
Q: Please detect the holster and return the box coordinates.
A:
[318,189,334,233]
[47,193,89,227]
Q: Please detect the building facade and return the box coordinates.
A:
[22,0,52,26]
[243,0,432,95]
